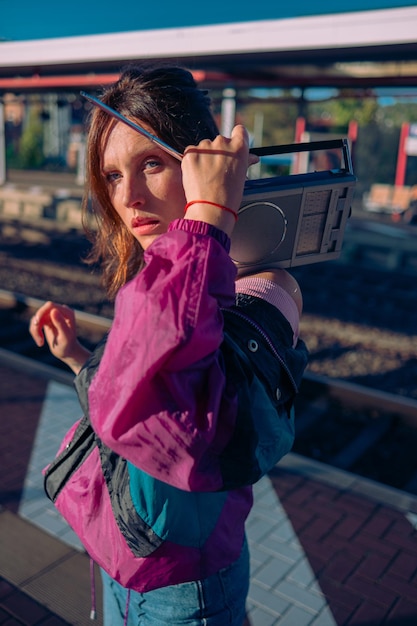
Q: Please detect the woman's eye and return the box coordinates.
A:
[144,158,162,170]
[105,171,121,183]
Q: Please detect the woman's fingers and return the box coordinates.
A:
[29,302,75,348]
[49,307,76,344]
[230,123,249,145]
[29,301,55,346]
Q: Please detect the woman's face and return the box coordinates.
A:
[101,120,186,250]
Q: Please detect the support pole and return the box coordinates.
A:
[0,102,5,185]
[220,87,236,138]
[395,122,409,187]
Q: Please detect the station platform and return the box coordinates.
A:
[1,353,417,626]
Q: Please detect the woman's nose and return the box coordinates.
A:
[122,175,145,208]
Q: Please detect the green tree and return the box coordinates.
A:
[239,94,299,147]
[18,105,44,169]
[239,90,417,193]
[354,122,400,195]
[306,95,417,191]
[308,95,378,129]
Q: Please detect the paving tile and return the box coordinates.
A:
[0,586,51,624]
[248,544,270,570]
[287,557,316,587]
[278,502,313,529]
[353,530,401,558]
[246,515,279,544]
[252,556,295,589]
[0,367,46,515]
[254,487,282,510]
[344,573,398,608]
[0,575,70,625]
[18,381,81,549]
[386,596,417,624]
[389,550,417,580]
[313,575,362,613]
[321,550,365,584]
[277,605,317,626]
[0,578,14,600]
[0,505,101,625]
[355,552,392,580]
[274,579,327,613]
[30,509,70,537]
[18,497,48,520]
[332,512,370,540]
[269,518,296,543]
[256,536,303,563]
[348,598,396,625]
[360,507,396,537]
[379,572,417,600]
[384,523,417,551]
[248,582,290,617]
[251,508,284,527]
[246,605,280,626]
[300,514,340,542]
[0,511,72,586]
[310,608,338,626]
[23,552,102,626]
[330,602,356,625]
[40,616,73,626]
[56,525,84,551]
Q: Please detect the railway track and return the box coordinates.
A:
[2,283,417,498]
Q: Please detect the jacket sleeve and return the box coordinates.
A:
[87,219,240,491]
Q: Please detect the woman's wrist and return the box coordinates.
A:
[62,343,92,375]
[185,200,238,221]
[184,200,237,237]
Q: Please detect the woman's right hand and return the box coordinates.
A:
[182,125,259,236]
[29,301,91,374]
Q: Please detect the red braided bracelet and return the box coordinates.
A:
[184,200,238,221]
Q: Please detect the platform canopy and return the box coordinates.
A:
[0,3,417,93]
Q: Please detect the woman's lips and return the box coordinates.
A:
[131,216,159,235]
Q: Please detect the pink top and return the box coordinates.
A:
[236,276,299,345]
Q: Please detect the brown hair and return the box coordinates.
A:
[82,64,219,298]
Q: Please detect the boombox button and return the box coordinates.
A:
[247,339,259,352]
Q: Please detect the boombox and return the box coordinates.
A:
[231,138,356,275]
[80,92,356,274]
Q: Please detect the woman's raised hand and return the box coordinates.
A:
[182,125,259,235]
[29,301,91,374]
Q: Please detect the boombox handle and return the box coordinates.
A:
[250,138,353,175]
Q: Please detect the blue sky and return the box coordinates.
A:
[1,0,416,41]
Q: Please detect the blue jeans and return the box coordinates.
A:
[101,538,249,625]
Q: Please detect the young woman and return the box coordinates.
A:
[30,65,308,625]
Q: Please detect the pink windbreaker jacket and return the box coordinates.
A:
[44,218,308,592]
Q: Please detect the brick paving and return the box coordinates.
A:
[2,356,417,625]
[266,465,417,625]
[0,365,47,514]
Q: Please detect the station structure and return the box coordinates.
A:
[1,3,417,184]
